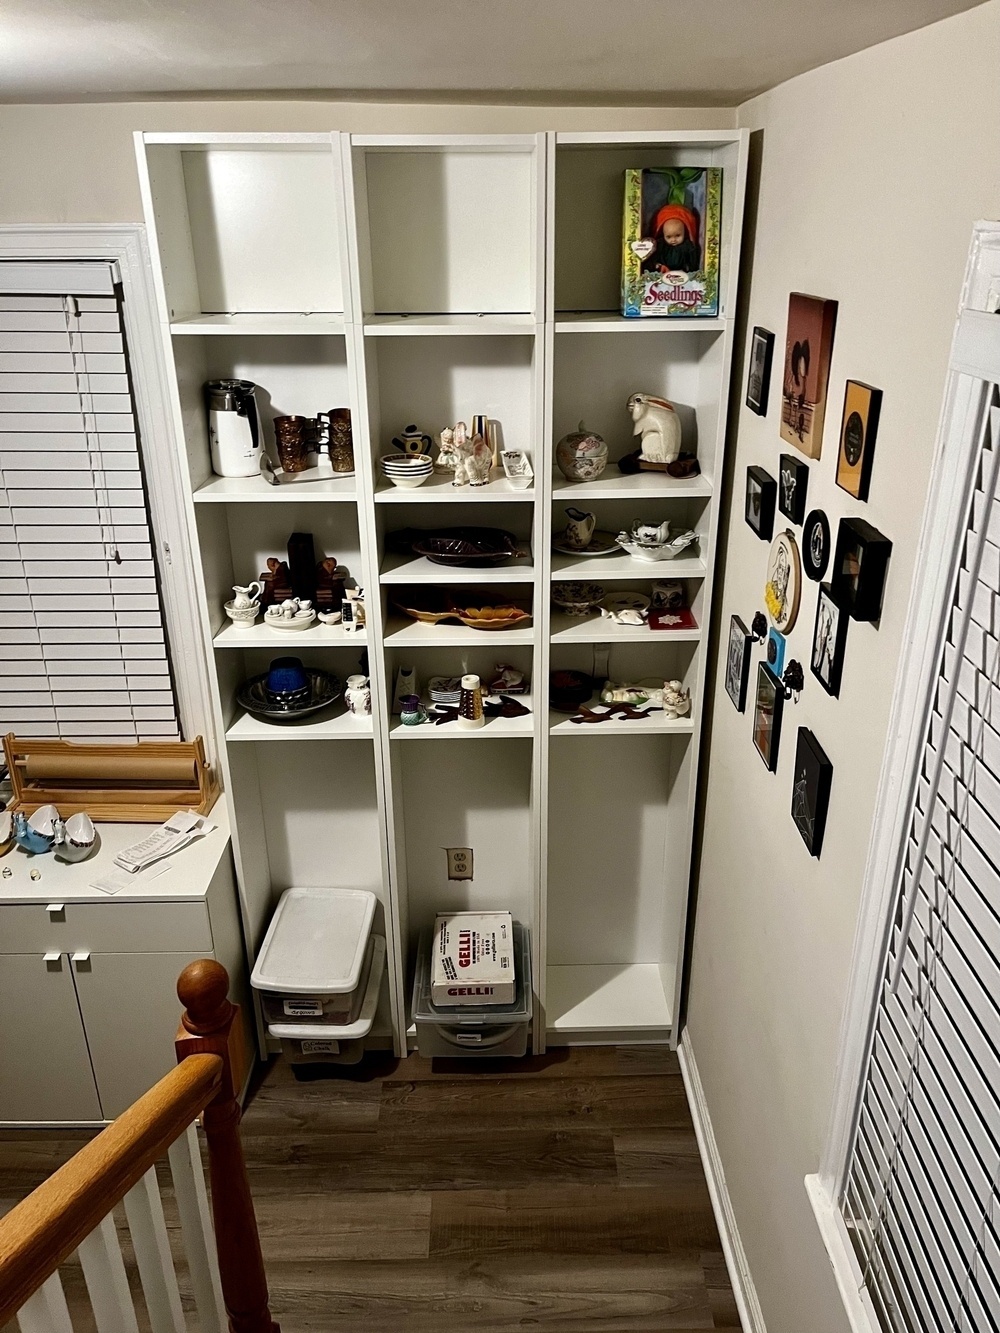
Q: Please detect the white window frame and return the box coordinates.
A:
[0,225,215,751]
[807,220,1000,1333]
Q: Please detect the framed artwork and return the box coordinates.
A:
[766,627,786,677]
[802,509,831,582]
[778,454,809,524]
[764,529,802,632]
[831,516,892,621]
[753,663,784,771]
[779,293,838,459]
[746,327,774,415]
[836,380,883,501]
[811,583,848,696]
[745,466,776,541]
[726,614,752,711]
[791,727,833,857]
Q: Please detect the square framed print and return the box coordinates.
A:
[746,326,774,415]
[831,516,892,621]
[753,662,784,771]
[778,453,809,524]
[745,466,776,541]
[779,293,838,459]
[836,380,883,501]
[791,727,833,857]
[726,614,752,711]
[811,582,848,696]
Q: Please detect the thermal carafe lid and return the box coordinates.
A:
[205,379,257,412]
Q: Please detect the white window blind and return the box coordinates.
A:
[0,262,180,742]
[844,388,1000,1333]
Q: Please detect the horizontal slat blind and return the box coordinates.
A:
[844,392,1000,1333]
[0,265,179,741]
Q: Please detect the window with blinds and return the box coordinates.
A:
[0,262,180,742]
[844,391,1000,1333]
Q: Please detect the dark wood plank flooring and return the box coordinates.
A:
[0,1047,740,1333]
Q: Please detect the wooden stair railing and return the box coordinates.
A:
[0,960,278,1333]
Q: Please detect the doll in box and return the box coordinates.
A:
[641,203,702,280]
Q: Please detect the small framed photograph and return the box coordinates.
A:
[802,509,831,582]
[791,727,833,857]
[746,327,774,416]
[726,614,753,711]
[778,454,809,524]
[753,662,784,771]
[766,627,786,677]
[780,293,838,460]
[745,466,776,541]
[836,381,882,502]
[831,516,892,622]
[811,583,848,696]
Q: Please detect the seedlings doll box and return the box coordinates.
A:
[621,166,722,318]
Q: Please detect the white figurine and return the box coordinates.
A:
[662,679,692,718]
[452,426,493,487]
[436,426,461,474]
[627,393,683,466]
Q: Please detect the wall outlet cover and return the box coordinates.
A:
[446,847,473,880]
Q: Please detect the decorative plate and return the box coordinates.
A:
[802,509,831,582]
[412,527,520,568]
[237,669,342,723]
[552,530,621,557]
[764,529,802,633]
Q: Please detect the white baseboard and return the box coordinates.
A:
[678,1029,767,1333]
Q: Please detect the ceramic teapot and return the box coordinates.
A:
[392,424,433,456]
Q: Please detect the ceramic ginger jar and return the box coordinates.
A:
[556,421,608,483]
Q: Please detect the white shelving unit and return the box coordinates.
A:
[135,127,748,1057]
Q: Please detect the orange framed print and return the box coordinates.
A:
[836,380,883,501]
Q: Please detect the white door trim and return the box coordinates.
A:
[0,224,216,750]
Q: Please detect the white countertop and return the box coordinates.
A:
[0,796,232,904]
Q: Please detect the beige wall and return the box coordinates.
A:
[0,101,733,224]
[687,4,1000,1332]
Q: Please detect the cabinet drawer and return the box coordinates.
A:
[0,902,214,955]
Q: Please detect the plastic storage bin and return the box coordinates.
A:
[269,935,386,1066]
[412,922,531,1058]
[251,886,376,1025]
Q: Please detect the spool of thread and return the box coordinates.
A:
[457,673,485,729]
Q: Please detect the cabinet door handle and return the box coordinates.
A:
[71,951,92,970]
[43,952,62,971]
[46,903,65,920]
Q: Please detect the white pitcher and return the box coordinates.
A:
[232,581,263,609]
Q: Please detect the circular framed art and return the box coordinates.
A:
[764,529,802,633]
[802,509,831,582]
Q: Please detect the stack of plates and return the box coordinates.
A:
[428,676,462,705]
[380,453,433,489]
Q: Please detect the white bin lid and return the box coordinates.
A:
[251,886,376,995]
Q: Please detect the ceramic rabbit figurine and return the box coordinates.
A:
[627,393,683,465]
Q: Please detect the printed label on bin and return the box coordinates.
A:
[301,1039,339,1054]
[283,997,324,1017]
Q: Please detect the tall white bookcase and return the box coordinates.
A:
[135,128,748,1056]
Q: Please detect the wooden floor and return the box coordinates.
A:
[0,1046,741,1333]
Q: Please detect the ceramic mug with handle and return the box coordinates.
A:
[562,507,597,551]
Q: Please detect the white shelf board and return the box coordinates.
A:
[193,473,357,503]
[549,699,695,736]
[550,612,701,644]
[363,313,538,336]
[552,471,713,501]
[226,708,373,741]
[380,551,535,583]
[375,470,534,502]
[554,311,725,334]
[546,963,673,1035]
[213,621,366,648]
[551,552,706,581]
[170,313,346,336]
[390,697,534,739]
[383,616,534,647]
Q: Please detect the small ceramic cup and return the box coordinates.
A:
[399,694,428,726]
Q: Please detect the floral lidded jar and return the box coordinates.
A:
[556,421,609,483]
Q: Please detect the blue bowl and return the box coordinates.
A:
[265,656,309,703]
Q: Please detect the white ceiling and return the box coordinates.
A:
[0,0,984,104]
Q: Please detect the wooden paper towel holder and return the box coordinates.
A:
[2,734,220,822]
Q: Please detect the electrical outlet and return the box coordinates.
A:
[446,847,473,880]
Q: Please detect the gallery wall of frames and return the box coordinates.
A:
[731,296,893,860]
[134,129,748,1055]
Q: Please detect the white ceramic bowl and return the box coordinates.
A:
[224,599,261,628]
[616,531,698,562]
[381,453,433,489]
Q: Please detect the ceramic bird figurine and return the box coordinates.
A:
[53,812,99,863]
[14,805,59,855]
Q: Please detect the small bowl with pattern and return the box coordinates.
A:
[551,582,604,618]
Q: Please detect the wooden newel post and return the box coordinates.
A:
[176,960,279,1333]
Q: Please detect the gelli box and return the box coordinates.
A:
[431,911,515,1006]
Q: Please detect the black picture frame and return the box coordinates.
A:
[778,454,809,525]
[791,727,833,857]
[811,583,848,696]
[802,509,831,582]
[726,614,753,712]
[746,326,774,416]
[745,466,776,541]
[753,663,784,771]
[836,380,883,502]
[831,516,892,622]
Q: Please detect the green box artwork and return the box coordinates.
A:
[621,167,722,318]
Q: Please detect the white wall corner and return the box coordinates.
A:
[677,1031,768,1333]
[804,1175,880,1333]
